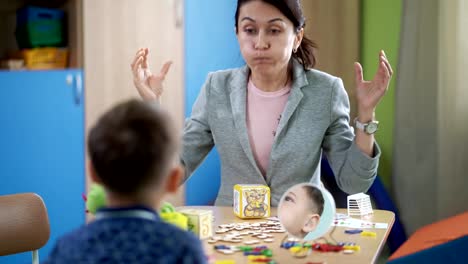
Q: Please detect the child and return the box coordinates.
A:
[43,99,206,264]
[278,183,325,239]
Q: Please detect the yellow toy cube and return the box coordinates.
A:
[233,184,270,219]
[179,209,213,239]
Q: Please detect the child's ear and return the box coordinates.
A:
[88,160,102,184]
[165,165,183,193]
[302,214,321,233]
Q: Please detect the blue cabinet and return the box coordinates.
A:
[0,70,85,263]
[184,0,244,205]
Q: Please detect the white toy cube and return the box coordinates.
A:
[233,184,270,219]
[179,209,213,239]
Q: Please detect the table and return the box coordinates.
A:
[178,206,395,264]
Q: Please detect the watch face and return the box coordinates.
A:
[365,122,378,134]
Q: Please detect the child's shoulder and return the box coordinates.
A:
[45,218,204,263]
[155,220,202,244]
[92,217,201,245]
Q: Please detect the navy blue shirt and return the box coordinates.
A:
[43,206,206,264]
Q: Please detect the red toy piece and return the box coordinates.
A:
[312,243,344,252]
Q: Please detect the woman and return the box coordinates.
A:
[131,0,392,206]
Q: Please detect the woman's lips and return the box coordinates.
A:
[253,57,272,63]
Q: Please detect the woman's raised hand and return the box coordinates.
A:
[354,50,393,118]
[131,48,172,102]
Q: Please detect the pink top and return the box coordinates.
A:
[246,79,291,176]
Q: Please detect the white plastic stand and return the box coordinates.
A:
[347,192,373,217]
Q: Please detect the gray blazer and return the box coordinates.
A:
[181,59,380,206]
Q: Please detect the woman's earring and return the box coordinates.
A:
[293,47,298,53]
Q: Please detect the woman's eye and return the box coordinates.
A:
[285,196,294,202]
[244,28,256,34]
[270,28,281,34]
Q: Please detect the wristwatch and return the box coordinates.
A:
[354,118,379,134]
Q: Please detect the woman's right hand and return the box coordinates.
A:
[131,48,172,102]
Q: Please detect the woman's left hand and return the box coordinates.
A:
[354,50,393,117]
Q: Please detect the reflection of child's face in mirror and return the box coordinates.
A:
[278,184,324,239]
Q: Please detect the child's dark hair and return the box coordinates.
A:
[88,99,178,195]
[303,185,325,216]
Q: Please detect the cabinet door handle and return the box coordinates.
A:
[73,74,83,105]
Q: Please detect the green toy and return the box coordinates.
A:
[85,183,107,215]
[83,184,187,230]
[159,202,188,230]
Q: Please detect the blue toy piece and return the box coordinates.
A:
[280,242,298,249]
[345,229,363,234]
[321,157,407,253]
[214,245,230,250]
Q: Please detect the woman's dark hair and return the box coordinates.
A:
[303,185,325,216]
[88,99,178,195]
[235,0,317,69]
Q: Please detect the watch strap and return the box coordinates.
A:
[354,118,379,134]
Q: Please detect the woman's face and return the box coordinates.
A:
[278,184,319,238]
[236,1,302,77]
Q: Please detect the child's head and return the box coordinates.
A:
[87,99,181,204]
[278,183,324,238]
